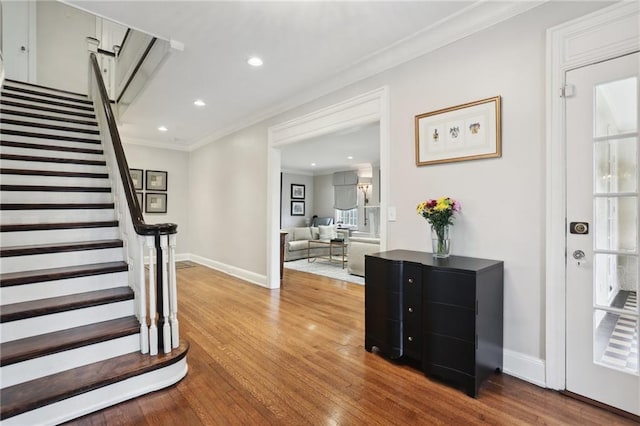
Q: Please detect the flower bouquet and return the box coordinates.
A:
[416,197,461,258]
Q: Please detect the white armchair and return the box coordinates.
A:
[348,237,381,277]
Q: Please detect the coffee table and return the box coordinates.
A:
[307,239,347,269]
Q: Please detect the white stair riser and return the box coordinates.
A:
[0,358,188,426]
[0,146,104,162]
[0,111,98,131]
[0,191,113,204]
[0,97,94,116]
[0,174,110,188]
[1,226,119,246]
[0,247,124,274]
[1,89,91,107]
[1,123,101,142]
[0,334,140,389]
[2,84,88,101]
[0,271,128,305]
[0,159,107,174]
[0,209,116,224]
[0,104,95,124]
[0,300,134,342]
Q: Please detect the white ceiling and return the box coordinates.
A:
[66,1,541,152]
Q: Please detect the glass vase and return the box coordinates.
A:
[431,225,451,258]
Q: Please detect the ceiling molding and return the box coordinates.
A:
[188,1,546,151]
[122,136,191,152]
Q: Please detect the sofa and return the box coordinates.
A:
[347,237,381,276]
[282,225,349,261]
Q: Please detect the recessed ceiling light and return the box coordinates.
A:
[347,156,353,160]
[158,126,168,132]
[310,163,316,167]
[248,56,263,67]
[193,99,206,107]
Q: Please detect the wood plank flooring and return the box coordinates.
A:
[66,265,636,425]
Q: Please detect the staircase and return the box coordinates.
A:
[0,79,188,425]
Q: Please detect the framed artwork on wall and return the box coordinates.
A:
[146,192,167,213]
[146,170,168,191]
[130,169,143,190]
[291,184,305,199]
[291,200,305,216]
[415,96,501,166]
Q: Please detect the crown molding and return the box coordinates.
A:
[121,136,191,152]
[188,1,546,152]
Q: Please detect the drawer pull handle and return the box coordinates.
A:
[408,278,414,284]
[408,307,414,313]
[408,336,413,342]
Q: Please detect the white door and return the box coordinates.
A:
[566,52,640,414]
[1,1,35,82]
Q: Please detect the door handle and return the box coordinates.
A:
[573,250,586,266]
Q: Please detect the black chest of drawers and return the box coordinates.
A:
[364,250,504,397]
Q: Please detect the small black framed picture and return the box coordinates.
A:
[291,200,305,216]
[130,169,143,190]
[136,192,143,208]
[146,192,167,213]
[291,184,305,199]
[146,170,168,191]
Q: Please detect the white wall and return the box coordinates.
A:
[122,143,190,255]
[36,1,95,93]
[281,173,314,228]
[186,2,610,369]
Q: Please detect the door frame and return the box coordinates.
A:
[545,1,639,390]
[266,86,390,289]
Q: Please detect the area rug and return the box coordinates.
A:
[284,258,365,285]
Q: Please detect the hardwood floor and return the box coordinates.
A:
[66,264,636,425]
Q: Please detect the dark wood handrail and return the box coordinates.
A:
[89,53,176,236]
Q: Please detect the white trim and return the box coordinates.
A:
[122,137,191,152]
[188,254,268,288]
[1,358,187,426]
[545,1,640,391]
[503,349,546,389]
[187,2,543,151]
[266,87,390,289]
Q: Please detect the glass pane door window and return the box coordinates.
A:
[593,75,639,375]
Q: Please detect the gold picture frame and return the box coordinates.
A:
[415,96,501,166]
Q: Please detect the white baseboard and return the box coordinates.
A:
[187,254,268,288]
[503,348,546,388]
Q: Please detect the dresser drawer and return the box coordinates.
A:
[403,262,422,299]
[424,333,475,375]
[403,324,421,360]
[425,303,475,342]
[424,270,476,308]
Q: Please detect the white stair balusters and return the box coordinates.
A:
[169,233,180,348]
[146,235,158,356]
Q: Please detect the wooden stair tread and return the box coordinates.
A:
[0,153,106,165]
[0,317,140,366]
[1,221,118,232]
[1,239,123,257]
[0,93,94,112]
[0,286,133,322]
[0,184,111,192]
[0,140,103,154]
[0,168,108,179]
[1,128,100,144]
[0,100,96,119]
[0,202,114,210]
[0,261,127,287]
[3,79,88,98]
[0,108,97,126]
[0,118,100,135]
[0,340,188,420]
[1,85,92,105]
